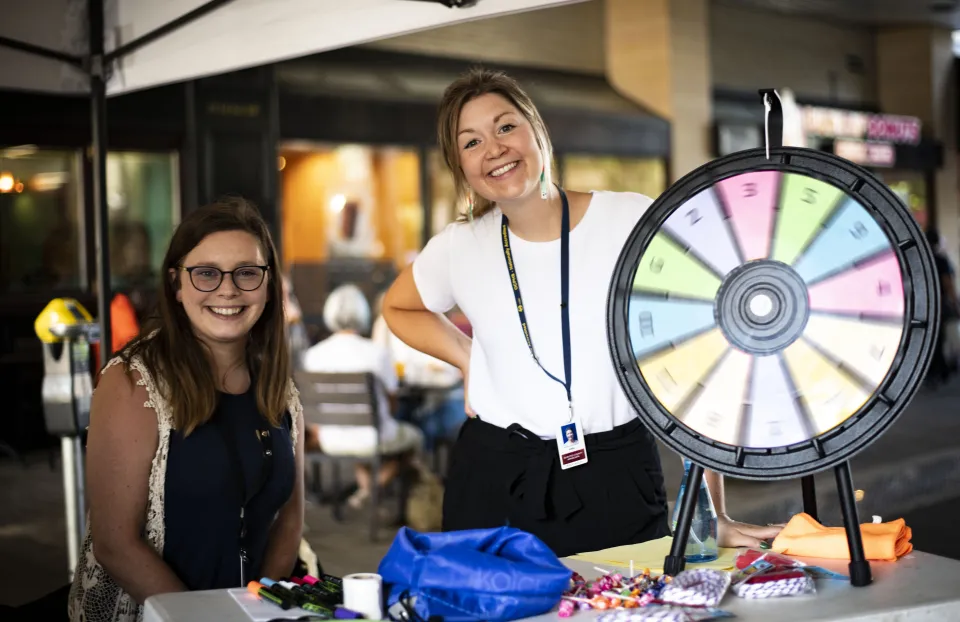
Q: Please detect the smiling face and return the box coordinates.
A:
[566,429,575,442]
[175,230,269,347]
[457,92,546,205]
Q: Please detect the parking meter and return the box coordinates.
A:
[34,297,100,580]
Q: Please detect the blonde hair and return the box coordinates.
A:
[437,67,554,222]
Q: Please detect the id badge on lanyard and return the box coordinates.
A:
[501,187,588,470]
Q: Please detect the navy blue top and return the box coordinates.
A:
[162,387,295,590]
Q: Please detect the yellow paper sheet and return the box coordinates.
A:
[569,536,738,573]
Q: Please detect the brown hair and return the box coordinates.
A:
[121,197,290,436]
[437,67,554,222]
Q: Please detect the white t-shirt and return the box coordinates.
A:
[413,191,653,439]
[301,332,399,442]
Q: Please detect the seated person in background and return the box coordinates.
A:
[372,291,467,450]
[302,284,423,509]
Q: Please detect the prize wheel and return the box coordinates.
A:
[608,147,940,480]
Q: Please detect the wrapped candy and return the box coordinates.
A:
[732,569,815,599]
[561,567,694,617]
[658,569,731,607]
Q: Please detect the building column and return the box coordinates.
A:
[184,65,282,244]
[876,27,958,264]
[605,0,713,181]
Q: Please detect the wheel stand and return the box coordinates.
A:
[664,461,872,587]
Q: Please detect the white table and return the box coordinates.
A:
[144,551,960,622]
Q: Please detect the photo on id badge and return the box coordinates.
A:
[557,418,588,469]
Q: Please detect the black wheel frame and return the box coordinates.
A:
[607,147,940,480]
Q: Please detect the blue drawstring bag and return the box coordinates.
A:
[378,527,572,621]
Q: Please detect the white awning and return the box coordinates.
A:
[0,0,585,95]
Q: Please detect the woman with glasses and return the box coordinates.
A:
[69,198,305,622]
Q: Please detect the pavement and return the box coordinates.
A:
[2,376,960,608]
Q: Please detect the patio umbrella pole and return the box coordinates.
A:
[89,0,112,369]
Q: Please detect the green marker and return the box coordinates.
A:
[247,581,292,609]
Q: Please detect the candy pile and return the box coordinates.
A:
[558,568,673,618]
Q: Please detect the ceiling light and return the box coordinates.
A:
[2,145,38,159]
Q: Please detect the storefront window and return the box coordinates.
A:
[0,147,83,293]
[280,143,422,268]
[429,149,459,236]
[107,151,180,290]
[562,154,668,198]
[877,171,928,229]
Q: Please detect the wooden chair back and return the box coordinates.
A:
[294,371,381,429]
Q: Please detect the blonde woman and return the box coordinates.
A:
[383,68,782,557]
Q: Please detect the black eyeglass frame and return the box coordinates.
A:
[180,264,270,292]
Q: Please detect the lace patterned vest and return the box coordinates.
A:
[67,354,302,622]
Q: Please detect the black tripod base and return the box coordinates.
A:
[848,559,872,587]
[664,459,873,587]
[795,462,873,586]
[664,555,686,576]
[663,462,705,576]
[835,461,872,587]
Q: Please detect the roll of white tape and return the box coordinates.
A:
[343,572,384,620]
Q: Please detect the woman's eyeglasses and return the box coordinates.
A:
[181,265,269,292]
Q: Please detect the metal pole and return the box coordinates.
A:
[801,474,818,522]
[73,435,87,543]
[89,0,112,367]
[0,34,84,65]
[835,462,872,587]
[105,0,240,63]
[664,461,704,576]
[61,436,80,579]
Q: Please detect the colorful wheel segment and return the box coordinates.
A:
[628,169,907,449]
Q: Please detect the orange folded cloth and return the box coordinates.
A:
[771,513,912,562]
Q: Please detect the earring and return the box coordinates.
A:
[540,167,548,200]
[467,192,475,223]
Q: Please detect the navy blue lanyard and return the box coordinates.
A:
[500,188,573,413]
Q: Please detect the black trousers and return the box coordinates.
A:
[442,417,670,558]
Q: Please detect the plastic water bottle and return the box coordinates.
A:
[670,459,719,562]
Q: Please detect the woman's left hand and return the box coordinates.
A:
[717,515,784,548]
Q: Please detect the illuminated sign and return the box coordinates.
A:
[834,139,896,168]
[802,106,921,145]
